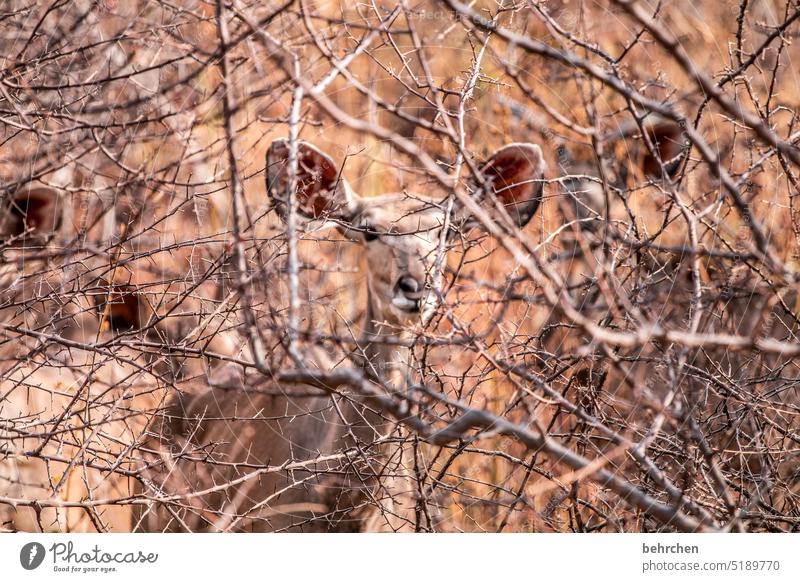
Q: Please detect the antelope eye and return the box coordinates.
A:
[361,223,380,242]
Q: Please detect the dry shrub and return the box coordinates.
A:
[1,0,799,532]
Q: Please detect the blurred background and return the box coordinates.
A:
[1,0,798,532]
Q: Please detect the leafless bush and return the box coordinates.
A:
[1,0,799,532]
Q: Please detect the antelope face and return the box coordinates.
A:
[266,139,546,327]
[0,186,66,337]
[349,194,446,323]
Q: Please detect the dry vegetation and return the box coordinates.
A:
[1,0,799,532]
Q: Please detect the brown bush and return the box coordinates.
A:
[1,0,799,532]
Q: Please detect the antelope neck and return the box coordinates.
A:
[359,285,413,392]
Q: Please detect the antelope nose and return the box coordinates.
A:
[395,275,422,298]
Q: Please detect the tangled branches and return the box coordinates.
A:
[1,0,799,533]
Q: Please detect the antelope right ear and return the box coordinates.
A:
[460,143,546,229]
[266,139,358,222]
[640,119,686,179]
[0,186,62,244]
[93,279,146,334]
[608,115,687,180]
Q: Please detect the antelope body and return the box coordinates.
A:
[139,138,546,532]
[0,180,233,532]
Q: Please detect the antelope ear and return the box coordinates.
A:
[466,143,546,229]
[266,139,357,221]
[94,280,146,333]
[1,186,62,243]
[641,120,686,179]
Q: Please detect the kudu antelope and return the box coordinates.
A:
[141,138,546,532]
[545,115,800,526]
[558,113,688,229]
[1,181,235,532]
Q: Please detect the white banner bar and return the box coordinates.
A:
[1,533,797,581]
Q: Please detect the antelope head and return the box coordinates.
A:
[266,139,546,329]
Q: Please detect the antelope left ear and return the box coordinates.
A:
[93,279,147,334]
[266,139,359,222]
[468,143,546,229]
[0,186,62,244]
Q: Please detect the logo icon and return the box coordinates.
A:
[20,542,46,570]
